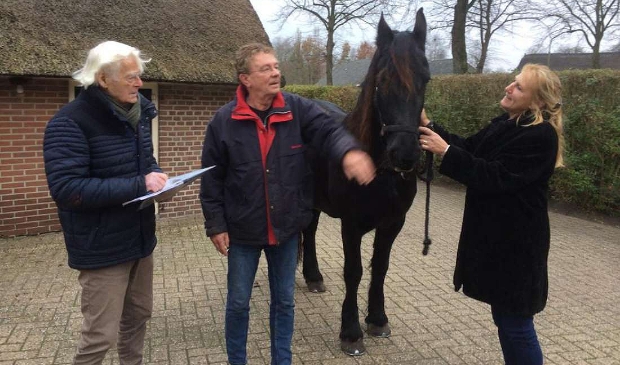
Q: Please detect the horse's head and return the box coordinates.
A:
[367,9,430,173]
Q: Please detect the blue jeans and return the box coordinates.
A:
[225,236,298,365]
[492,307,543,365]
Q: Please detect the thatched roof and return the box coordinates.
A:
[0,0,270,83]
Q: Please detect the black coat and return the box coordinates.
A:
[43,86,161,269]
[200,87,359,246]
[436,113,558,316]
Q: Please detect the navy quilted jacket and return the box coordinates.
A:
[44,86,162,269]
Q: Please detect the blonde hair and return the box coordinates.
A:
[519,63,565,168]
[234,43,276,78]
[73,41,150,88]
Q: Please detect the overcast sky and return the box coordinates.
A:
[248,0,615,72]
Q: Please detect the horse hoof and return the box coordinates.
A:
[367,323,391,338]
[306,281,326,293]
[341,339,366,356]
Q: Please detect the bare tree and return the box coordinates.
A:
[273,36,301,83]
[427,31,449,61]
[526,17,576,67]
[277,0,415,85]
[354,41,376,59]
[428,0,477,73]
[468,0,535,73]
[452,0,477,73]
[530,17,569,57]
[430,0,534,73]
[273,30,326,85]
[338,41,352,64]
[539,0,620,68]
[301,36,326,83]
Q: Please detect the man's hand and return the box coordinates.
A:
[210,232,230,256]
[342,150,376,185]
[145,172,168,192]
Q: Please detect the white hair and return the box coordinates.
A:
[72,41,151,88]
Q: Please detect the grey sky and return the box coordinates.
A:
[248,0,533,71]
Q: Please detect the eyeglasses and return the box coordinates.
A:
[248,65,280,75]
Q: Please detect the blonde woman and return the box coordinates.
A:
[419,63,564,365]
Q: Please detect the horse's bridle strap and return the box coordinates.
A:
[381,124,419,136]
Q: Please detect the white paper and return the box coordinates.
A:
[122,166,215,208]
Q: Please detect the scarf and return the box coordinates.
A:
[105,93,141,130]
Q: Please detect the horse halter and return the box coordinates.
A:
[380,123,419,137]
[374,88,433,256]
[374,87,419,138]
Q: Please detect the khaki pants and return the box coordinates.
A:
[73,254,154,365]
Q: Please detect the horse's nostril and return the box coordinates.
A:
[388,150,416,171]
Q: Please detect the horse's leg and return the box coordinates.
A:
[302,209,326,293]
[339,219,366,356]
[365,215,406,338]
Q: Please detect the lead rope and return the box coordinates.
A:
[419,121,436,256]
[422,148,433,255]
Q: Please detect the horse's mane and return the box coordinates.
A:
[344,42,416,151]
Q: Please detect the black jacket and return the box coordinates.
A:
[437,113,558,316]
[200,86,359,246]
[44,86,161,269]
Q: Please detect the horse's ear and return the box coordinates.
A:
[376,13,393,48]
[413,8,427,52]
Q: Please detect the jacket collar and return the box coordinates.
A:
[82,85,156,121]
[232,85,287,119]
[494,112,538,127]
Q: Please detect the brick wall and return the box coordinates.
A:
[0,77,236,237]
[156,83,236,219]
[0,77,67,236]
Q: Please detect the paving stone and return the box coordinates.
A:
[0,184,618,364]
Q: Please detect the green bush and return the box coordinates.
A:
[554,71,620,214]
[284,70,620,216]
[284,85,359,112]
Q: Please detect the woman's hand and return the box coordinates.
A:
[419,126,449,156]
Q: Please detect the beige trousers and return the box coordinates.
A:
[73,254,154,365]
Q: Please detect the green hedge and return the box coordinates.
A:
[284,69,620,216]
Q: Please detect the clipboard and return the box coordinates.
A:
[123,165,215,210]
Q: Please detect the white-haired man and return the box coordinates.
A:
[43,41,168,364]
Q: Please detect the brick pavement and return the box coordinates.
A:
[1,183,618,364]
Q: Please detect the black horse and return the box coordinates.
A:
[301,9,430,356]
